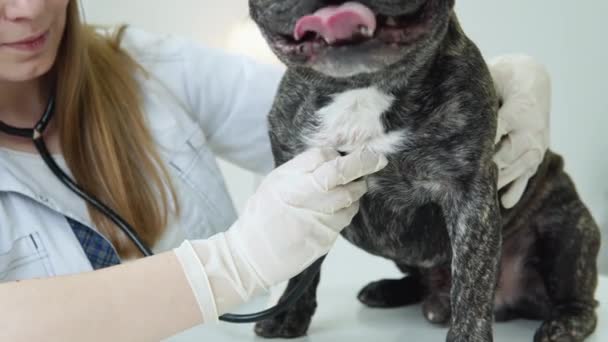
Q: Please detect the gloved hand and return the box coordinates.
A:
[174,147,388,322]
[489,55,551,209]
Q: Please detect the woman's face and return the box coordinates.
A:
[0,0,69,83]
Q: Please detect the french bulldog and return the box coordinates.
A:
[248,1,601,341]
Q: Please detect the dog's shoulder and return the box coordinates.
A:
[419,17,499,137]
[432,16,495,97]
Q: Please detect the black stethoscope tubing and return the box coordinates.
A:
[0,95,321,324]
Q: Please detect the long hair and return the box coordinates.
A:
[54,1,179,258]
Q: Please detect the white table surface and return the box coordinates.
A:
[167,238,608,342]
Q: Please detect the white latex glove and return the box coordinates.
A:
[174,147,388,323]
[489,55,551,209]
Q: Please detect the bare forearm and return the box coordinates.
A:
[0,147,389,342]
[0,252,202,342]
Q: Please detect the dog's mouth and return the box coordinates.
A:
[271,1,435,59]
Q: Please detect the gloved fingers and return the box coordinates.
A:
[332,180,368,211]
[493,132,535,170]
[493,134,516,169]
[488,58,514,107]
[328,200,361,233]
[497,149,540,190]
[498,95,542,129]
[311,147,388,191]
[500,172,531,209]
[282,147,340,173]
[324,181,367,214]
[494,115,511,145]
[305,180,367,214]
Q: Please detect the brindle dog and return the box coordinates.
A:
[248,1,601,341]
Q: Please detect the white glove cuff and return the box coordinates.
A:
[174,240,220,324]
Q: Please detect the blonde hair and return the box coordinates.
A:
[55,1,178,258]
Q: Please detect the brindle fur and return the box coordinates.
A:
[248,1,601,341]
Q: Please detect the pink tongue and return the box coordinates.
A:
[294,2,377,43]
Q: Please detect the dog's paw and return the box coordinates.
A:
[534,319,579,342]
[357,277,424,308]
[534,310,598,342]
[254,311,313,339]
[422,294,451,325]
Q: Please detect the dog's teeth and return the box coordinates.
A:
[386,17,398,26]
[359,26,373,37]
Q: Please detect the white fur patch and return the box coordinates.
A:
[418,257,443,268]
[306,87,407,154]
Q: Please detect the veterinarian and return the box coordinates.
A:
[0,1,551,341]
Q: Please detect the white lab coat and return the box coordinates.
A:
[0,28,283,282]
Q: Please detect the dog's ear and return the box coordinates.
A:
[448,0,455,9]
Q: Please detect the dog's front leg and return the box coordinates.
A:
[254,259,324,338]
[442,165,502,342]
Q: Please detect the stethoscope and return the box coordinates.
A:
[0,94,322,324]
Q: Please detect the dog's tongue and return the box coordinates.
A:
[294,2,376,44]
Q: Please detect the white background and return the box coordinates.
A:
[81,0,607,275]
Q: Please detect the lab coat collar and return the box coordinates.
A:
[0,149,96,229]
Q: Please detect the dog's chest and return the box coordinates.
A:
[295,87,455,264]
[304,87,406,154]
